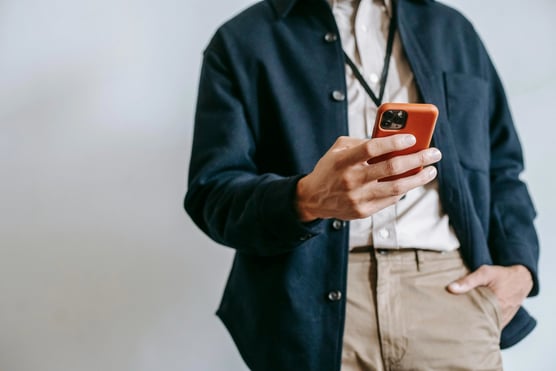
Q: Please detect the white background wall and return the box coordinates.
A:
[0,0,554,370]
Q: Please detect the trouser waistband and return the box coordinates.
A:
[350,246,458,254]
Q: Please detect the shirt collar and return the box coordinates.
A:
[327,0,392,17]
[383,0,392,17]
[269,0,431,19]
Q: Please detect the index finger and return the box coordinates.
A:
[339,134,417,166]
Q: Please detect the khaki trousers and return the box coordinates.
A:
[341,248,503,371]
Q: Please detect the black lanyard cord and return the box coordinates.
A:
[343,4,397,107]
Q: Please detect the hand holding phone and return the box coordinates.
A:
[369,103,438,181]
[296,103,440,221]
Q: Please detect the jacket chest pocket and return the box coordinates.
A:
[443,72,490,172]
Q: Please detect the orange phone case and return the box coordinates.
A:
[369,103,438,181]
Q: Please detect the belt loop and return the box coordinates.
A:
[414,249,421,272]
[370,247,378,266]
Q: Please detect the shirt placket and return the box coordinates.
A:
[355,0,399,249]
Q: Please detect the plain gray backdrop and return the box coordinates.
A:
[0,0,554,370]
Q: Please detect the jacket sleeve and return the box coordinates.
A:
[485,52,540,296]
[184,40,325,256]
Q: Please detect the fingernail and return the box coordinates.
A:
[448,282,468,293]
[427,166,437,178]
[428,148,442,161]
[403,135,416,146]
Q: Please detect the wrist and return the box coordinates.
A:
[512,264,534,293]
[296,176,318,222]
[512,264,533,281]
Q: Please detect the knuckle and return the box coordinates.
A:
[418,151,428,164]
[331,159,345,172]
[384,158,402,175]
[478,265,493,277]
[392,135,411,150]
[352,204,368,219]
[343,192,369,218]
[388,181,404,196]
[363,141,376,158]
[335,136,348,145]
[384,159,396,174]
[345,193,360,210]
[332,136,349,149]
[471,265,491,283]
[339,175,355,190]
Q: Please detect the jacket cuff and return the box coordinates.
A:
[259,174,325,245]
[500,306,537,349]
[492,240,539,297]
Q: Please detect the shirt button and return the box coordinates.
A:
[332,219,344,230]
[331,90,345,101]
[328,290,342,302]
[379,228,390,239]
[324,32,338,42]
[369,73,379,84]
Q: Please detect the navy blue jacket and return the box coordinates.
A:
[185,0,540,369]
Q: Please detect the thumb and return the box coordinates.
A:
[447,266,491,295]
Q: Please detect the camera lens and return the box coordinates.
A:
[383,110,395,120]
[381,120,393,128]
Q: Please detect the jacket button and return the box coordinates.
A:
[332,219,344,230]
[328,290,342,302]
[324,32,338,42]
[331,90,345,101]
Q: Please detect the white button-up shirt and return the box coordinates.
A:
[328,0,460,251]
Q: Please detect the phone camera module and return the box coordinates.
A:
[380,109,407,130]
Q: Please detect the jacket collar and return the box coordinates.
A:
[268,0,301,18]
[268,0,433,19]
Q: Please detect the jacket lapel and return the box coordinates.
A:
[396,0,472,259]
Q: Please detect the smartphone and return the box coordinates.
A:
[369,102,438,181]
